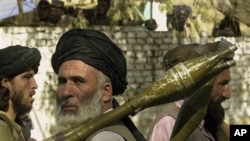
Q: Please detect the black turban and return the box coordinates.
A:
[51,28,127,95]
[0,45,41,79]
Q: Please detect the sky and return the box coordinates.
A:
[143,1,168,31]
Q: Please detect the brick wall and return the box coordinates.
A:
[0,26,249,139]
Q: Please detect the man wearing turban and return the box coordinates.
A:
[0,45,41,141]
[148,39,233,141]
[51,28,146,141]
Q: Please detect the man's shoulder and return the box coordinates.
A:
[0,113,11,125]
[0,113,13,132]
[157,102,180,119]
[86,121,137,141]
[0,115,13,139]
[0,118,9,126]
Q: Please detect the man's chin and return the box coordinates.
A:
[60,109,78,116]
[62,107,79,113]
[15,105,32,115]
[53,113,80,133]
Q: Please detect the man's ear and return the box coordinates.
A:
[1,78,9,88]
[102,82,113,103]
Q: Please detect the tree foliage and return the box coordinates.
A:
[107,0,147,25]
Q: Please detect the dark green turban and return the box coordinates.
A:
[0,45,41,79]
[51,28,127,95]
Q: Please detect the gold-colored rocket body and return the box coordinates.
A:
[130,45,237,113]
[43,45,237,141]
[170,60,236,141]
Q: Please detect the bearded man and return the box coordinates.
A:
[148,39,233,141]
[0,45,41,141]
[51,28,146,141]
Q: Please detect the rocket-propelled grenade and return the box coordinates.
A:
[129,44,237,113]
[170,59,236,141]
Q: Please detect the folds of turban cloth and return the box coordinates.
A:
[0,45,41,79]
[51,28,127,95]
[163,38,235,70]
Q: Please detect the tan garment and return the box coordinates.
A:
[85,120,137,141]
[0,111,25,141]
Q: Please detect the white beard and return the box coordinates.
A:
[51,89,102,134]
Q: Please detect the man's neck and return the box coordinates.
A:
[6,101,17,120]
[102,101,113,113]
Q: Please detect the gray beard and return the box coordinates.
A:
[51,89,102,134]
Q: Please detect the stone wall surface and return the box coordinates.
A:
[0,26,250,140]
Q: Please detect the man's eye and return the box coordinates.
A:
[58,78,66,84]
[72,77,85,84]
[74,79,84,84]
[23,74,32,79]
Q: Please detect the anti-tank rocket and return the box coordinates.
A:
[170,59,236,141]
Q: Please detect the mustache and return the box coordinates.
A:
[12,90,35,97]
[57,97,68,105]
[57,97,78,107]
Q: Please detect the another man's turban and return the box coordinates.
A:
[51,28,127,95]
[0,45,41,79]
[163,38,235,70]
